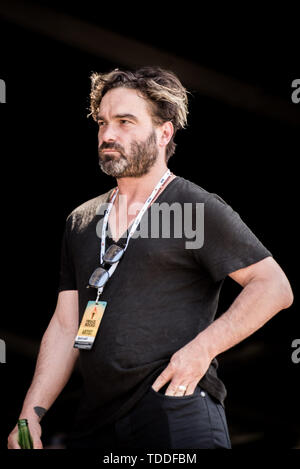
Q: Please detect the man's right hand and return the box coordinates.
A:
[7,417,43,449]
[7,291,79,450]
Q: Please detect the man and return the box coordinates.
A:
[8,67,293,449]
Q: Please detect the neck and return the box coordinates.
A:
[116,163,170,203]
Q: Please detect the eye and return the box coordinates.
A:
[98,121,105,127]
[120,120,131,125]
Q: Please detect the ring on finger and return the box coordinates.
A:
[177,385,187,393]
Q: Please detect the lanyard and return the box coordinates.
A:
[96,169,171,300]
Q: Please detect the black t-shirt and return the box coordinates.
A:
[58,176,272,439]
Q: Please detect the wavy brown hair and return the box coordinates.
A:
[89,67,189,162]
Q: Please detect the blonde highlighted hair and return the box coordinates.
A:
[89,67,189,162]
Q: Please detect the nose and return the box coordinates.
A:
[99,123,117,143]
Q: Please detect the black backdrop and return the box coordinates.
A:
[0,3,299,451]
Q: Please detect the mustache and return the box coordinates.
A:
[98,142,125,153]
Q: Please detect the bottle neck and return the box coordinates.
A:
[18,419,28,427]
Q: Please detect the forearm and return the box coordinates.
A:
[196,277,292,360]
[20,314,79,420]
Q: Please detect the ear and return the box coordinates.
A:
[157,121,174,148]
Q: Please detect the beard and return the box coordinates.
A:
[98,129,159,178]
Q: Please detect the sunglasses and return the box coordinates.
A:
[88,244,125,289]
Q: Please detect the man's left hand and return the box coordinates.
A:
[151,338,212,396]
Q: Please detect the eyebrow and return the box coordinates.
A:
[96,113,139,122]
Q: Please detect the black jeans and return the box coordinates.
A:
[66,384,231,449]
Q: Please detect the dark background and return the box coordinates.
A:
[0,1,299,450]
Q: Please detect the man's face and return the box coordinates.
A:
[97,87,160,178]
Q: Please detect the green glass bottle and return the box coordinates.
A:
[18,419,33,449]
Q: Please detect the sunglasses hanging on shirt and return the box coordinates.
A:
[88,244,125,289]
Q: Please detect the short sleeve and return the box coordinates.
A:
[193,193,273,282]
[58,215,77,292]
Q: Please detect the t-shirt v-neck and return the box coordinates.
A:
[106,176,179,244]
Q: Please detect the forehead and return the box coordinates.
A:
[98,87,151,118]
